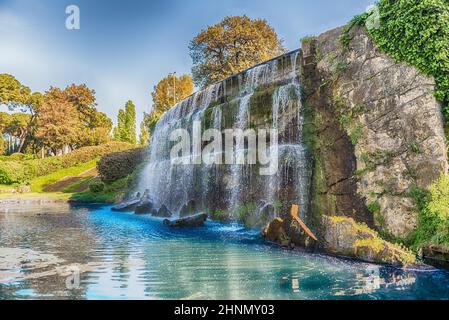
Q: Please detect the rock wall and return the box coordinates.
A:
[302,26,448,240]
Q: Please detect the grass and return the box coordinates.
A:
[29,159,99,193]
[0,192,72,201]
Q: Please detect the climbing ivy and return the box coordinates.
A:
[344,0,449,124]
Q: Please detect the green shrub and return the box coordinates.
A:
[0,153,37,162]
[412,174,449,248]
[0,142,134,184]
[97,147,147,182]
[89,181,105,193]
[71,176,132,204]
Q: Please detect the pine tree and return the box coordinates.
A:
[124,100,136,144]
[114,101,137,144]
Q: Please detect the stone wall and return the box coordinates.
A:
[302,26,448,240]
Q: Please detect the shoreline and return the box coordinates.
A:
[0,192,107,205]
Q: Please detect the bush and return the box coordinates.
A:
[412,174,449,248]
[0,141,134,184]
[97,147,147,182]
[89,181,105,193]
[70,176,132,204]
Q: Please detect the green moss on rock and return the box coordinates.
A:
[321,215,416,266]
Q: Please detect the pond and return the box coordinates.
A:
[0,203,448,300]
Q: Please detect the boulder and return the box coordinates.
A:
[258,203,275,222]
[420,244,449,270]
[134,200,154,214]
[262,214,316,249]
[163,213,208,228]
[112,193,141,211]
[154,205,173,218]
[319,215,416,266]
[262,217,287,243]
[179,200,197,217]
[133,189,155,214]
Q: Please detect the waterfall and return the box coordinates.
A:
[138,49,312,225]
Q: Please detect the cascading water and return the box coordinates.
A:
[138,50,312,226]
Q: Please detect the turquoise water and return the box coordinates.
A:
[0,203,449,300]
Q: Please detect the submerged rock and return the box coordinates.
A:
[134,189,155,214]
[179,200,197,217]
[163,213,208,228]
[154,205,173,218]
[112,193,141,211]
[262,215,316,249]
[420,244,449,270]
[135,200,155,214]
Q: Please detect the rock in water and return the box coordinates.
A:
[135,200,154,214]
[112,199,140,212]
[319,215,416,266]
[154,205,172,218]
[258,203,275,222]
[263,217,287,243]
[179,200,196,217]
[134,189,155,214]
[163,213,208,228]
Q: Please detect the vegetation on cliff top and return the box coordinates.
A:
[339,0,449,252]
[345,0,449,124]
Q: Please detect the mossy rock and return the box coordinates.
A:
[320,215,416,266]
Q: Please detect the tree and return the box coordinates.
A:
[189,16,285,87]
[114,109,126,142]
[36,85,112,154]
[139,114,149,146]
[1,76,111,154]
[35,91,81,154]
[0,112,11,155]
[113,100,136,144]
[124,100,136,145]
[59,84,112,147]
[138,112,158,146]
[151,74,193,116]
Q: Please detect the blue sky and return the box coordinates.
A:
[0,0,374,127]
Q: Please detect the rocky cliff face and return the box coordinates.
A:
[302,26,448,241]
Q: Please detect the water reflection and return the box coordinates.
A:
[1,204,449,300]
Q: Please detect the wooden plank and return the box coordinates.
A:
[290,205,318,241]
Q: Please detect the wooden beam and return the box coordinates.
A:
[291,205,318,241]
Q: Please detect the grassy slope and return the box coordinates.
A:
[0,160,101,202]
[29,159,99,192]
